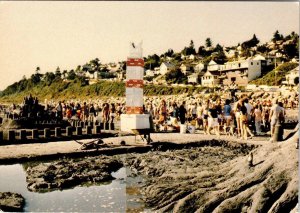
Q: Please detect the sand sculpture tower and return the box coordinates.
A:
[120,42,150,132]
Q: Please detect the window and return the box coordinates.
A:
[251,62,253,65]
[257,62,259,65]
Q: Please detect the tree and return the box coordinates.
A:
[90,58,101,71]
[198,46,208,57]
[273,30,283,42]
[67,70,76,80]
[181,40,196,56]
[190,40,194,49]
[205,38,212,48]
[283,44,298,60]
[241,34,260,49]
[75,65,81,73]
[31,73,41,85]
[35,67,40,74]
[44,72,56,85]
[164,49,174,57]
[62,70,68,79]
[55,66,61,79]
[214,43,223,52]
[165,69,185,84]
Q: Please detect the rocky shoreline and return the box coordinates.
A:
[0,134,297,212]
[0,192,25,212]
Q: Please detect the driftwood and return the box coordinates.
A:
[74,139,107,150]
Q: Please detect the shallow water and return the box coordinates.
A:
[0,164,148,212]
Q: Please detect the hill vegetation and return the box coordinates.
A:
[0,76,207,103]
[250,62,298,85]
[0,30,299,103]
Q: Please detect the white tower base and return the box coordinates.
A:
[120,114,150,132]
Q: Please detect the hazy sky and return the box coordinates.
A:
[0,1,299,90]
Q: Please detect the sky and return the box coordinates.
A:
[0,1,299,90]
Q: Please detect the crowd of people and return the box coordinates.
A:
[147,94,289,140]
[0,89,298,141]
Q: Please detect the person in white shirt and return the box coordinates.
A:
[269,99,285,139]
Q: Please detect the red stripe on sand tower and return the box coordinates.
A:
[127,58,144,67]
[126,79,144,88]
[126,106,144,114]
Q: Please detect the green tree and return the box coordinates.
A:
[55,66,61,78]
[44,72,56,85]
[214,43,223,52]
[205,38,212,48]
[90,58,101,71]
[67,70,76,80]
[62,70,68,79]
[283,44,298,60]
[241,34,260,49]
[35,67,40,74]
[273,30,283,42]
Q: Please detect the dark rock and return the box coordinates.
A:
[0,192,25,212]
[25,156,123,192]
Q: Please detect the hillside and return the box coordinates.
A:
[250,62,298,85]
[0,78,206,104]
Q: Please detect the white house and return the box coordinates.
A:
[207,60,219,71]
[283,66,299,85]
[194,62,205,72]
[224,49,236,58]
[219,56,265,86]
[180,64,192,75]
[94,71,101,79]
[85,71,95,79]
[189,54,195,60]
[201,71,220,87]
[154,67,161,75]
[145,69,155,77]
[159,62,176,75]
[188,73,199,84]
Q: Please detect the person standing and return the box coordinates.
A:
[196,102,203,130]
[110,103,116,123]
[207,103,219,136]
[223,99,232,134]
[56,101,63,121]
[253,104,263,135]
[269,99,285,140]
[178,101,187,125]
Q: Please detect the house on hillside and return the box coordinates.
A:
[201,71,220,87]
[107,63,120,73]
[145,69,155,77]
[219,56,266,86]
[180,64,192,75]
[194,62,205,72]
[116,71,125,81]
[224,49,236,58]
[188,73,199,84]
[85,71,95,79]
[282,66,299,85]
[154,67,161,75]
[207,60,219,71]
[94,71,101,79]
[189,54,195,60]
[159,62,176,75]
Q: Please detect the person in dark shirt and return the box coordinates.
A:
[179,102,187,125]
[207,103,219,136]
